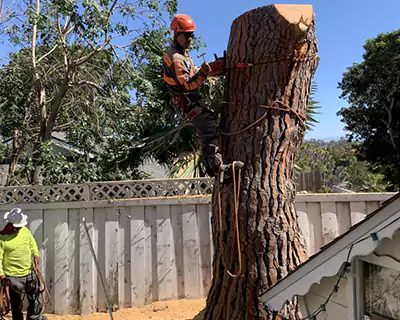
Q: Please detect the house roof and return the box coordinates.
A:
[51,134,96,159]
[261,192,400,311]
[3,132,96,159]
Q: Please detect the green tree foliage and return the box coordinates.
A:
[296,139,389,192]
[1,1,325,184]
[0,0,178,185]
[338,30,400,189]
[0,45,148,184]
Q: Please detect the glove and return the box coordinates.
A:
[200,62,211,75]
[208,50,227,77]
[0,275,8,287]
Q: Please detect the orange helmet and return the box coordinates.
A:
[170,14,196,33]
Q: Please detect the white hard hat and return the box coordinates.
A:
[4,208,28,228]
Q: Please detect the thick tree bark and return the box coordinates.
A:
[200,5,318,320]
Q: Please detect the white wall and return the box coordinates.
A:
[298,218,400,320]
[300,276,348,320]
[375,230,400,259]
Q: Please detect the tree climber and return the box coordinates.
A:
[162,13,242,182]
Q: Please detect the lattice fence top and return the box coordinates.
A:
[0,178,214,204]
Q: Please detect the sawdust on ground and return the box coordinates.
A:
[45,299,206,320]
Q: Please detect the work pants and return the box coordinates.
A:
[8,272,43,320]
[173,94,223,178]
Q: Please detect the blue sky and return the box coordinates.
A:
[1,1,399,140]
[178,0,400,140]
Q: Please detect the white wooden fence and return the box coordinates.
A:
[0,179,395,315]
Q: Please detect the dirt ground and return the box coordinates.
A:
[46,299,206,320]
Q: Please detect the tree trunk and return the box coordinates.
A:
[200,5,318,320]
[30,0,46,185]
[6,129,22,185]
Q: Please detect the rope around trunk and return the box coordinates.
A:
[216,101,305,277]
[218,161,243,278]
[219,100,307,136]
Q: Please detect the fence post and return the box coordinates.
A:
[83,184,90,201]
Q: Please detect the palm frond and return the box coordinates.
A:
[168,152,207,178]
[141,121,193,156]
[306,80,321,131]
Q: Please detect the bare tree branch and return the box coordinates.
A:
[54,120,75,131]
[37,44,58,64]
[75,38,111,66]
[31,0,46,129]
[30,0,47,183]
[111,45,136,78]
[108,0,119,16]
[112,43,133,49]
[104,0,119,41]
[62,15,71,34]
[73,80,103,92]
[45,76,71,140]
[0,0,5,19]
[56,13,68,70]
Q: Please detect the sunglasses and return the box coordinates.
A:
[183,32,194,39]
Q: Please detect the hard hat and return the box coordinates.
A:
[170,14,196,33]
[4,208,28,228]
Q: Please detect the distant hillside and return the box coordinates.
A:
[321,136,343,142]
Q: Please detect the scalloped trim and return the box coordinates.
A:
[263,206,400,311]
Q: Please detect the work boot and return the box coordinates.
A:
[219,161,244,184]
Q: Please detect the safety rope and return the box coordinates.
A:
[0,279,10,320]
[219,100,307,137]
[34,263,51,305]
[216,102,305,278]
[0,263,50,320]
[218,48,316,137]
[218,161,243,278]
[214,46,317,279]
[227,53,319,71]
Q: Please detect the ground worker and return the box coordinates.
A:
[0,208,45,320]
[162,13,241,182]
